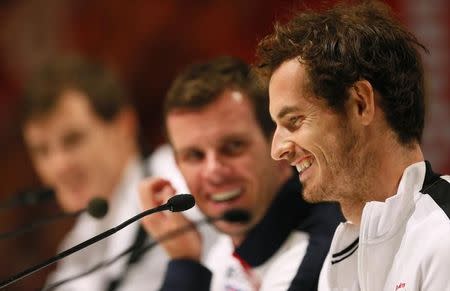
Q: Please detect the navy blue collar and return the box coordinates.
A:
[420,160,450,219]
[234,174,310,267]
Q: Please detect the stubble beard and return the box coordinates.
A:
[302,125,372,207]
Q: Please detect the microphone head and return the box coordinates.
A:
[86,198,108,219]
[167,194,195,212]
[221,209,251,224]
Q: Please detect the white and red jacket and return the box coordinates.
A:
[319,161,450,291]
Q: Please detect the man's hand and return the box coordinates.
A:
[139,177,202,261]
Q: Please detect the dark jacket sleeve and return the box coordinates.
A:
[159,259,212,291]
[287,202,343,291]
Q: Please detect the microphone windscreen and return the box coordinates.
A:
[222,209,251,223]
[87,198,108,219]
[167,194,195,212]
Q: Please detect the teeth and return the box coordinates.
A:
[295,159,312,173]
[211,189,241,202]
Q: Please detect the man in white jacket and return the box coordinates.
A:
[257,1,450,290]
[22,56,174,291]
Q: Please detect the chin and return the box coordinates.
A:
[214,221,249,236]
[59,200,82,213]
[302,192,319,203]
[58,194,87,213]
[302,186,329,203]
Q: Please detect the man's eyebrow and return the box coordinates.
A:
[277,106,299,119]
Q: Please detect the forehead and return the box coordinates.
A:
[268,59,312,119]
[24,91,100,140]
[166,90,265,148]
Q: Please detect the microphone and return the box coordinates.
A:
[130,208,251,259]
[0,187,55,211]
[42,209,251,291]
[86,197,109,219]
[0,197,108,241]
[0,194,195,289]
[166,193,195,212]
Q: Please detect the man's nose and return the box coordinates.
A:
[202,152,230,184]
[47,149,73,174]
[271,129,294,161]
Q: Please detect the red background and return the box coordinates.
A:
[0,1,448,289]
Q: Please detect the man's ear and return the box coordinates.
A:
[348,80,375,126]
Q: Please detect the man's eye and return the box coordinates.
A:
[222,140,246,156]
[286,116,303,130]
[289,116,300,126]
[63,132,85,149]
[182,150,204,163]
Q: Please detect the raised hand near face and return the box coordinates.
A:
[139,177,202,261]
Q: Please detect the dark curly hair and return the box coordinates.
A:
[256,0,427,144]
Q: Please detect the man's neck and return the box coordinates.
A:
[343,142,424,225]
[231,235,246,246]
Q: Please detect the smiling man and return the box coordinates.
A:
[257,1,450,290]
[139,56,343,290]
[21,56,172,291]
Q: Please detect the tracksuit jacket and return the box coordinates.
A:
[319,161,450,291]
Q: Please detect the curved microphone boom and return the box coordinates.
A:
[42,208,251,291]
[132,208,251,259]
[0,197,108,241]
[0,194,194,289]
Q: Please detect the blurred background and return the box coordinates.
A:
[0,0,448,289]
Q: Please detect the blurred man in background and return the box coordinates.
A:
[257,1,450,290]
[139,56,343,290]
[21,56,171,290]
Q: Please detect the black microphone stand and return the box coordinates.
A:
[0,203,171,289]
[43,218,212,291]
[43,209,249,290]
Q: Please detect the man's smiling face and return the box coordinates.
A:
[269,58,367,204]
[167,90,282,236]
